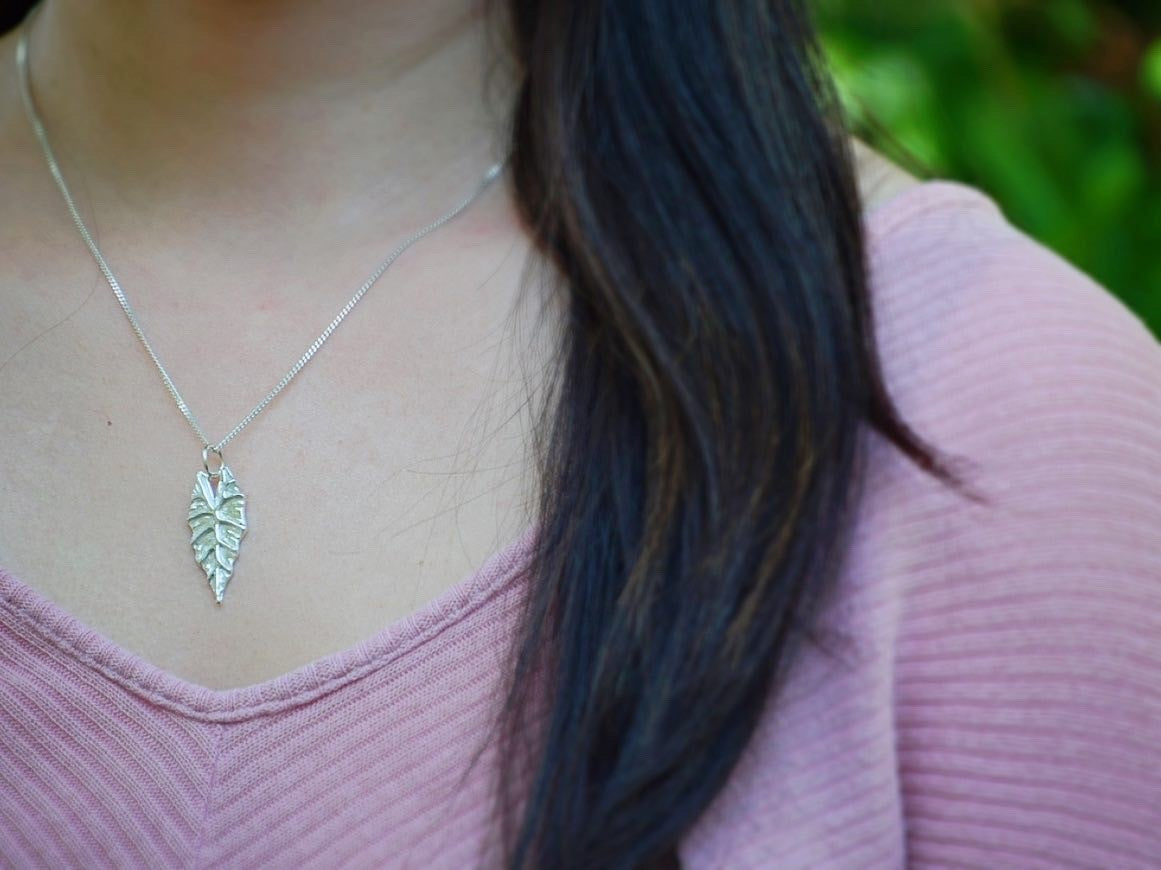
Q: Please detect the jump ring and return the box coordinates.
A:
[202,445,224,476]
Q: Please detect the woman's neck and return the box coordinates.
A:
[19,0,512,218]
[9,2,918,240]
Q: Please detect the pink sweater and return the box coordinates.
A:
[2,180,1160,868]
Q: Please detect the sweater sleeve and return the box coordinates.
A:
[888,216,1161,867]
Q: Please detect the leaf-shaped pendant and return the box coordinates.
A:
[188,462,247,603]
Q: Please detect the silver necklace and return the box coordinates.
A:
[15,26,507,604]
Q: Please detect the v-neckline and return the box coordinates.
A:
[0,178,1001,723]
[0,523,539,722]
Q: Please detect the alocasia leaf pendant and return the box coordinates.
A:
[188,463,247,603]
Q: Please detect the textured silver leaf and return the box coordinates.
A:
[188,463,247,603]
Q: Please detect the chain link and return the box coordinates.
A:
[15,27,506,453]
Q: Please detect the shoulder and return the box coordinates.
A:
[861,172,1161,665]
[862,178,1161,865]
[683,179,1160,866]
[861,174,1160,450]
[683,182,1161,865]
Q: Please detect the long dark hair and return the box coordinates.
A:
[487,1,980,868]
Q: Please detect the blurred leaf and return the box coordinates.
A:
[817,0,1160,337]
[1142,39,1161,100]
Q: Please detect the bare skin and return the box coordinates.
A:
[0,2,921,690]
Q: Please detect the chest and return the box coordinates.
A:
[0,202,548,691]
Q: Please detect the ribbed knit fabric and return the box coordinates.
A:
[2,179,1159,868]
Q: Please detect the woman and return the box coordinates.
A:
[0,0,1157,867]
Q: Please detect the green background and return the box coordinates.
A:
[817,0,1161,338]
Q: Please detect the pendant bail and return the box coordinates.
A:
[202,445,224,477]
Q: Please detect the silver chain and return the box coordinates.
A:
[15,26,506,455]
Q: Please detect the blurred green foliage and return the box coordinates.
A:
[816,0,1161,337]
